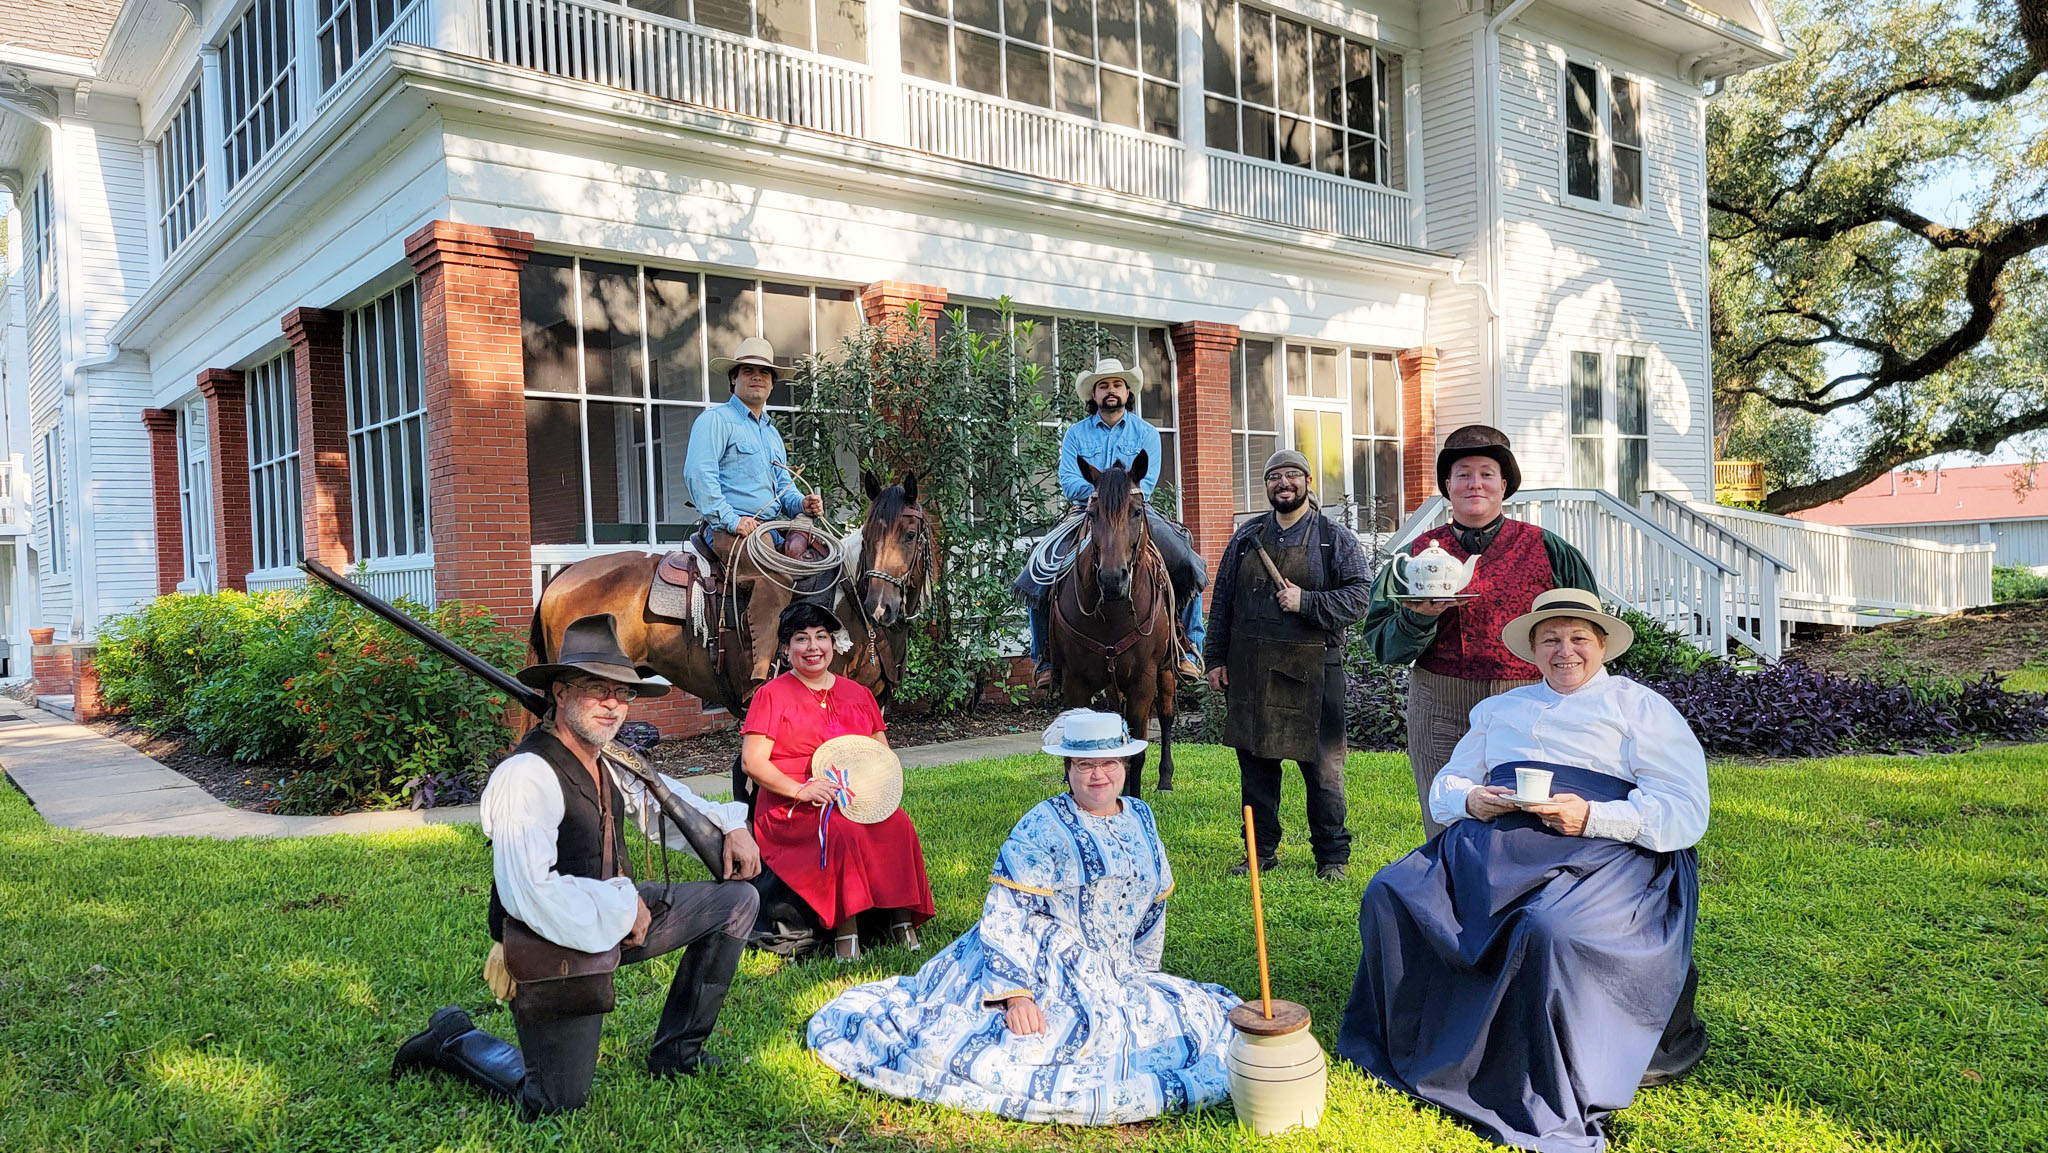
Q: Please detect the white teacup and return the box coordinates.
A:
[1513,767,1554,803]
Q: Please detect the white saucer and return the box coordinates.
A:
[1393,593,1480,602]
[1504,793,1552,806]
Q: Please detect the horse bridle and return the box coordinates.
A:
[858,505,933,621]
[1079,487,1154,619]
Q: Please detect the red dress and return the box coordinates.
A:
[742,674,935,929]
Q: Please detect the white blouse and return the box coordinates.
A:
[481,752,750,953]
[1427,670,1710,852]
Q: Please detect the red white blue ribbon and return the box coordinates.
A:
[817,765,855,869]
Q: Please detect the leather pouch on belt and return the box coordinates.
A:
[502,918,620,1021]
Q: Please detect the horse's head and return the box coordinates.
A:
[858,469,933,628]
[1078,450,1150,602]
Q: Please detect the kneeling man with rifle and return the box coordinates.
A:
[393,613,764,1118]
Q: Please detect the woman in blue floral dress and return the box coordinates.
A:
[807,711,1241,1125]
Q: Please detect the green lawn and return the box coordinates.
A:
[2,744,2044,1153]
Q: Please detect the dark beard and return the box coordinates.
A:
[1269,490,1307,514]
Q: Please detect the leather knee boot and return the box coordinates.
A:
[392,1005,527,1101]
[647,931,746,1077]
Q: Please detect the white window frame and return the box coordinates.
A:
[178,402,219,592]
[220,0,298,192]
[26,173,53,306]
[1238,338,1400,532]
[246,351,303,577]
[155,80,209,258]
[1201,0,1404,189]
[39,428,66,575]
[1568,346,1652,506]
[315,0,407,92]
[622,0,870,63]
[900,0,1182,137]
[1229,337,1282,516]
[344,282,431,564]
[1561,56,1645,213]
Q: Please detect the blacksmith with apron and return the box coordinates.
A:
[1362,425,1596,839]
[1204,450,1373,882]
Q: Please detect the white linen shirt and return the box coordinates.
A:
[481,752,750,953]
[1427,670,1710,852]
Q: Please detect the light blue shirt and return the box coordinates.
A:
[1058,412,1162,504]
[684,395,804,532]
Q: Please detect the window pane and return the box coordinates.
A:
[1245,339,1276,430]
[647,269,703,403]
[1372,353,1398,436]
[1144,80,1178,136]
[587,401,649,542]
[1573,437,1603,490]
[653,405,700,539]
[1007,42,1052,105]
[758,0,810,49]
[1312,30,1341,122]
[1156,429,1179,502]
[1350,438,1372,523]
[1140,0,1175,79]
[1566,62,1597,133]
[1346,132,1375,183]
[1202,0,1235,95]
[1311,347,1340,399]
[521,253,579,394]
[581,261,643,398]
[1616,355,1648,435]
[704,276,758,403]
[1619,438,1647,505]
[956,0,999,29]
[1344,40,1372,133]
[1098,0,1136,69]
[1142,326,1175,421]
[1349,350,1371,425]
[1570,351,1602,433]
[816,287,861,359]
[1246,432,1276,502]
[1052,0,1093,56]
[1609,76,1640,146]
[1315,121,1342,174]
[956,27,1004,95]
[760,282,812,407]
[901,14,951,80]
[1317,410,1343,503]
[1567,131,1598,199]
[1275,17,1308,115]
[695,0,752,33]
[1101,68,1140,127]
[1205,96,1239,150]
[1056,56,1097,117]
[1233,435,1250,511]
[903,0,942,15]
[817,0,866,60]
[1284,343,1307,397]
[1243,107,1276,160]
[404,416,428,554]
[1006,0,1047,42]
[1613,145,1642,208]
[1373,439,1400,531]
[1278,115,1311,167]
[1239,7,1272,106]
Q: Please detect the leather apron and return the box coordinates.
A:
[1223,516,1339,763]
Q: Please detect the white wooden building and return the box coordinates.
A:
[0,0,1991,716]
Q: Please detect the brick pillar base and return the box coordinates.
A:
[197,368,253,591]
[1170,321,1241,598]
[141,409,184,595]
[860,280,948,340]
[284,308,352,570]
[1398,346,1440,513]
[406,221,536,630]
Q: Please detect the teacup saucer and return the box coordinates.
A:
[1393,593,1480,602]
[1505,792,1552,806]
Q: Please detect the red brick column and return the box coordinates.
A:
[141,408,185,595]
[860,280,948,342]
[284,308,353,569]
[1397,346,1440,513]
[196,368,253,592]
[1170,321,1240,599]
[405,221,536,628]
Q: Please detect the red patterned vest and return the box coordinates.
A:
[1413,518,1555,681]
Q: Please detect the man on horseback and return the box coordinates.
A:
[684,336,828,686]
[1017,357,1207,689]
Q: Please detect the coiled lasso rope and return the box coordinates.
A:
[1023,509,1090,589]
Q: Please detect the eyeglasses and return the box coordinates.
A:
[566,680,640,703]
[1265,469,1309,483]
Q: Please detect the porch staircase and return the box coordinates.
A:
[1388,489,1996,661]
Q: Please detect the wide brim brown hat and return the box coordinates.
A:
[810,735,904,824]
[517,613,673,696]
[1436,424,1523,498]
[1502,588,1634,664]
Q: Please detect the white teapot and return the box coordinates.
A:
[1393,542,1479,597]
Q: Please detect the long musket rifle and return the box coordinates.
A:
[298,559,732,878]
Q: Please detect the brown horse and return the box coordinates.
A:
[531,473,935,716]
[1048,451,1176,795]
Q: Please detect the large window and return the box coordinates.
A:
[1233,337,1400,529]
[178,402,218,591]
[26,173,52,304]
[246,352,303,574]
[315,0,405,90]
[1202,0,1402,187]
[39,429,65,575]
[1570,349,1649,504]
[901,0,1180,136]
[1565,60,1642,209]
[522,255,863,547]
[221,0,298,191]
[622,0,867,60]
[156,83,208,257]
[344,283,430,561]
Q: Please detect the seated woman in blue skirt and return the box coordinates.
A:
[1337,588,1710,1153]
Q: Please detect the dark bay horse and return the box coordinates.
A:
[1048,451,1177,795]
[532,472,935,715]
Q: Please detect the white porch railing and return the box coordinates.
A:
[1673,500,1994,620]
[482,0,870,137]
[902,78,1181,202]
[1643,492,1787,656]
[1206,152,1413,247]
[0,459,28,536]
[361,557,438,607]
[245,567,309,593]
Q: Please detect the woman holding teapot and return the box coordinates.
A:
[1363,425,1596,838]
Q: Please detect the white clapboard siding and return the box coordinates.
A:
[74,122,157,347]
[86,364,160,622]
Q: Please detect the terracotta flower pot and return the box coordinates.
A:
[28,627,55,646]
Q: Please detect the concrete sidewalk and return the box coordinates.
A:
[0,699,1041,839]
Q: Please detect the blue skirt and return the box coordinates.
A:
[1335,762,1698,1153]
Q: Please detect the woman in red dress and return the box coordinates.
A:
[742,603,936,960]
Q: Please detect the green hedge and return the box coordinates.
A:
[95,585,521,813]
[1993,565,2048,603]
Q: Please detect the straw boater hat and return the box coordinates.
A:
[1435,424,1523,498]
[1073,357,1145,403]
[710,336,792,382]
[1042,709,1149,759]
[1502,589,1634,663]
[810,736,903,824]
[517,614,672,696]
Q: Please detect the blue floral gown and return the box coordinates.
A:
[807,794,1241,1124]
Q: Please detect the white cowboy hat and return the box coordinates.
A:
[1042,709,1148,758]
[1073,357,1144,403]
[1502,588,1635,664]
[710,335,793,382]
[810,735,903,825]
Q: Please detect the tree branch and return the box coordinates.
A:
[1766,404,2048,512]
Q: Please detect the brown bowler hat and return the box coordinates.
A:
[1435,424,1523,498]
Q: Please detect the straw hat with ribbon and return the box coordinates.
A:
[1042,709,1149,759]
[1073,357,1145,403]
[809,735,903,825]
[1501,588,1635,664]
[710,336,793,383]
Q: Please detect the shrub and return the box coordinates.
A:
[1343,635,1409,751]
[1992,565,2048,603]
[96,590,315,758]
[1606,609,1723,680]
